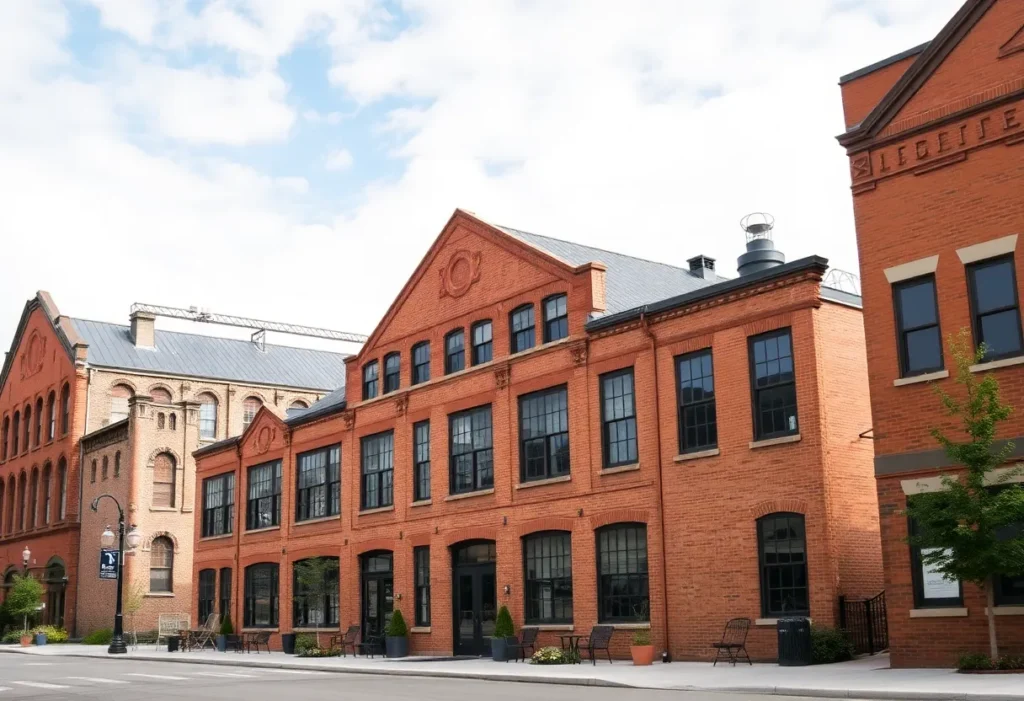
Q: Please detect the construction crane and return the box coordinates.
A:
[130,303,368,350]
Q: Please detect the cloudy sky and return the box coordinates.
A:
[0,0,962,354]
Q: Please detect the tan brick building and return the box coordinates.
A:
[0,293,347,637]
[193,209,883,660]
[838,0,1024,667]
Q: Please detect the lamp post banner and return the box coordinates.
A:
[99,549,119,580]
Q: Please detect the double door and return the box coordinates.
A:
[453,563,496,656]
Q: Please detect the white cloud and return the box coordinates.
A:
[325,148,354,171]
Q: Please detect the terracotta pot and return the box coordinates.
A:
[631,644,655,666]
[19,634,32,647]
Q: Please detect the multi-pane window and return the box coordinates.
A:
[383,353,401,393]
[449,406,494,494]
[967,256,1023,360]
[110,386,131,424]
[757,513,809,616]
[246,460,281,530]
[198,569,216,622]
[524,532,573,624]
[749,329,798,440]
[363,361,379,400]
[445,330,465,374]
[543,294,568,343]
[510,305,535,353]
[2,416,8,460]
[412,342,431,384]
[242,397,262,430]
[219,568,232,617]
[413,421,431,502]
[600,369,638,468]
[677,350,717,452]
[361,432,394,510]
[296,445,341,522]
[60,384,70,436]
[202,472,235,538]
[893,276,943,376]
[46,392,55,442]
[995,516,1024,606]
[471,321,493,365]
[34,398,42,447]
[597,524,649,622]
[152,452,176,508]
[41,464,51,524]
[519,386,570,482]
[198,395,217,440]
[244,563,279,628]
[150,536,174,593]
[22,405,30,450]
[11,411,19,455]
[293,557,339,627]
[57,458,67,520]
[414,546,431,627]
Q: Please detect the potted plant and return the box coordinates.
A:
[216,613,234,652]
[6,574,44,648]
[630,629,655,666]
[491,605,515,662]
[384,609,409,658]
[34,629,47,646]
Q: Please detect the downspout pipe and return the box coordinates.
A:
[73,365,94,638]
[640,311,672,659]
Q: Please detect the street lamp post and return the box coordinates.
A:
[91,494,141,655]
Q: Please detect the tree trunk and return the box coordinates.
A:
[986,576,999,661]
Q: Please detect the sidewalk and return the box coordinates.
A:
[1,645,1019,701]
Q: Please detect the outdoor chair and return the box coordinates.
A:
[330,625,360,657]
[156,613,190,650]
[357,633,384,658]
[245,631,272,654]
[711,617,752,666]
[581,625,614,665]
[193,613,220,650]
[504,627,538,662]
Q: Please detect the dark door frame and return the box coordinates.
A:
[360,550,394,649]
[451,540,497,656]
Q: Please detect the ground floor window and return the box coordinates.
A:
[198,569,216,623]
[908,517,962,608]
[414,546,430,627]
[219,568,232,618]
[596,523,648,622]
[244,563,279,628]
[524,531,573,624]
[757,512,808,617]
[293,557,339,627]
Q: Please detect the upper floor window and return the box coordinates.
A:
[246,460,282,530]
[60,383,70,436]
[110,384,132,424]
[967,256,1023,361]
[286,400,308,418]
[202,472,235,538]
[150,536,174,593]
[114,451,121,477]
[510,305,535,353]
[363,361,379,400]
[90,459,97,483]
[150,387,172,404]
[41,463,51,524]
[244,563,279,628]
[198,393,218,440]
[471,321,493,365]
[749,329,798,440]
[597,523,649,622]
[519,386,570,482]
[22,404,31,450]
[46,392,55,442]
[543,294,568,343]
[757,512,809,617]
[101,456,109,481]
[152,452,176,508]
[34,398,42,447]
[242,397,262,431]
[445,330,465,374]
[383,353,401,394]
[676,350,717,453]
[169,413,177,430]
[57,458,67,520]
[600,369,637,468]
[894,276,943,376]
[412,342,431,385]
[414,421,431,502]
[296,444,341,521]
[1,416,8,460]
[11,411,19,455]
[361,431,394,510]
[449,405,493,494]
[524,531,573,624]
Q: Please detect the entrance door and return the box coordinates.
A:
[451,541,497,656]
[360,552,394,647]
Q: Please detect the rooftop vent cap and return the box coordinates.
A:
[686,254,717,280]
[737,212,785,276]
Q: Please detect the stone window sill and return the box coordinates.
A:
[293,627,340,633]
[750,434,801,450]
[909,608,968,618]
[601,463,640,475]
[359,505,395,516]
[145,592,175,598]
[894,370,948,387]
[674,448,720,463]
[410,627,431,634]
[755,617,812,626]
[984,606,1024,616]
[295,514,341,526]
[411,499,432,508]
[611,623,650,630]
[527,624,574,632]
[200,533,234,542]
[445,488,495,502]
[150,507,177,512]
[244,525,281,535]
[516,475,571,490]
[242,628,279,633]
[970,355,1024,373]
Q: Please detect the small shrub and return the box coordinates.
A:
[385,609,408,637]
[531,646,570,665]
[997,655,1024,671]
[295,633,318,655]
[957,653,994,671]
[219,614,234,636]
[494,606,514,639]
[299,646,341,658]
[632,629,651,646]
[30,626,68,643]
[810,626,854,665]
[1,630,25,644]
[82,629,114,645]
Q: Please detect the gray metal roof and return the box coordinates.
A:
[495,225,716,318]
[70,318,347,391]
[285,386,347,426]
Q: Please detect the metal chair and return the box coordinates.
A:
[581,625,614,665]
[193,613,220,650]
[712,617,752,666]
[329,625,360,657]
[505,627,539,662]
[246,631,272,654]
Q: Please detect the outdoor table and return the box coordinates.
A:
[559,634,585,664]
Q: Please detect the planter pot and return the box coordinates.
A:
[281,633,297,655]
[34,633,47,646]
[491,637,510,662]
[631,645,655,666]
[385,636,408,658]
[19,634,32,647]
[215,635,227,652]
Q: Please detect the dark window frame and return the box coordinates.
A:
[596,523,649,623]
[893,275,944,377]
[471,320,493,365]
[219,567,232,618]
[413,420,431,502]
[448,405,494,495]
[542,293,569,343]
[510,304,535,353]
[414,546,431,627]
[757,512,809,617]
[362,361,379,400]
[150,536,174,593]
[198,569,216,623]
[412,341,431,385]
[383,352,401,394]
[60,384,70,436]
[908,516,963,608]
[243,563,279,628]
[966,255,1024,361]
[445,329,465,374]
[523,530,573,625]
[675,348,717,454]
[748,328,799,441]
[202,472,234,538]
[599,368,638,469]
[245,460,281,531]
[518,385,570,483]
[361,431,394,510]
[292,557,340,628]
[295,444,341,522]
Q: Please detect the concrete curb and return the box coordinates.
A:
[0,647,1017,701]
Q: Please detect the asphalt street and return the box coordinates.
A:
[0,654,837,701]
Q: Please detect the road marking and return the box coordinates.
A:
[67,677,131,684]
[0,687,10,693]
[12,681,71,689]
[194,672,257,678]
[268,670,328,675]
[24,662,53,666]
[124,673,190,681]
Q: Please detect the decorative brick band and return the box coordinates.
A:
[589,509,649,530]
[749,499,807,520]
[444,526,498,546]
[743,313,792,337]
[517,517,575,537]
[353,537,396,555]
[408,532,431,547]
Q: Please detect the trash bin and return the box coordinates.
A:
[168,635,180,653]
[281,633,297,655]
[776,617,812,666]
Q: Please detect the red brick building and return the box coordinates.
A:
[838,0,1024,667]
[192,209,882,660]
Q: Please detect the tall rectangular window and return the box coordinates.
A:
[519,386,570,482]
[749,329,798,440]
[198,569,216,623]
[362,361,379,400]
[471,320,493,365]
[413,421,431,502]
[414,546,431,627]
[600,369,637,468]
[909,516,962,608]
[758,513,809,616]
[894,276,943,376]
[510,305,535,353]
[524,531,573,624]
[244,563,279,628]
[202,472,234,537]
[412,342,431,385]
[449,405,493,494]
[597,524,648,622]
[219,568,232,617]
[676,349,717,453]
[296,445,341,522]
[383,353,401,393]
[967,256,1023,361]
[445,330,465,374]
[246,460,281,530]
[361,431,394,510]
[293,557,339,627]
[543,294,568,342]
[199,401,217,440]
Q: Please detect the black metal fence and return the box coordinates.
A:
[838,591,888,655]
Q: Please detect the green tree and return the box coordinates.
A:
[6,574,45,632]
[906,330,1024,661]
[293,557,338,648]
[494,605,514,638]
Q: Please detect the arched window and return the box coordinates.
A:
[198,393,218,440]
[523,531,573,624]
[11,411,19,455]
[150,536,174,592]
[17,472,27,531]
[242,397,262,431]
[6,475,15,533]
[153,452,176,508]
[29,468,38,528]
[757,512,808,617]
[114,451,121,478]
[22,404,31,451]
[292,557,340,627]
[46,392,56,442]
[150,387,172,404]
[285,401,308,418]
[596,523,649,622]
[157,413,166,430]
[60,383,70,435]
[1,415,8,460]
[110,384,133,423]
[168,413,177,430]
[57,458,67,520]
[0,479,5,537]
[34,398,42,447]
[101,456,109,481]
[41,463,51,525]
[90,459,96,483]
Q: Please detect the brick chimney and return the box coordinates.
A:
[130,311,156,348]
